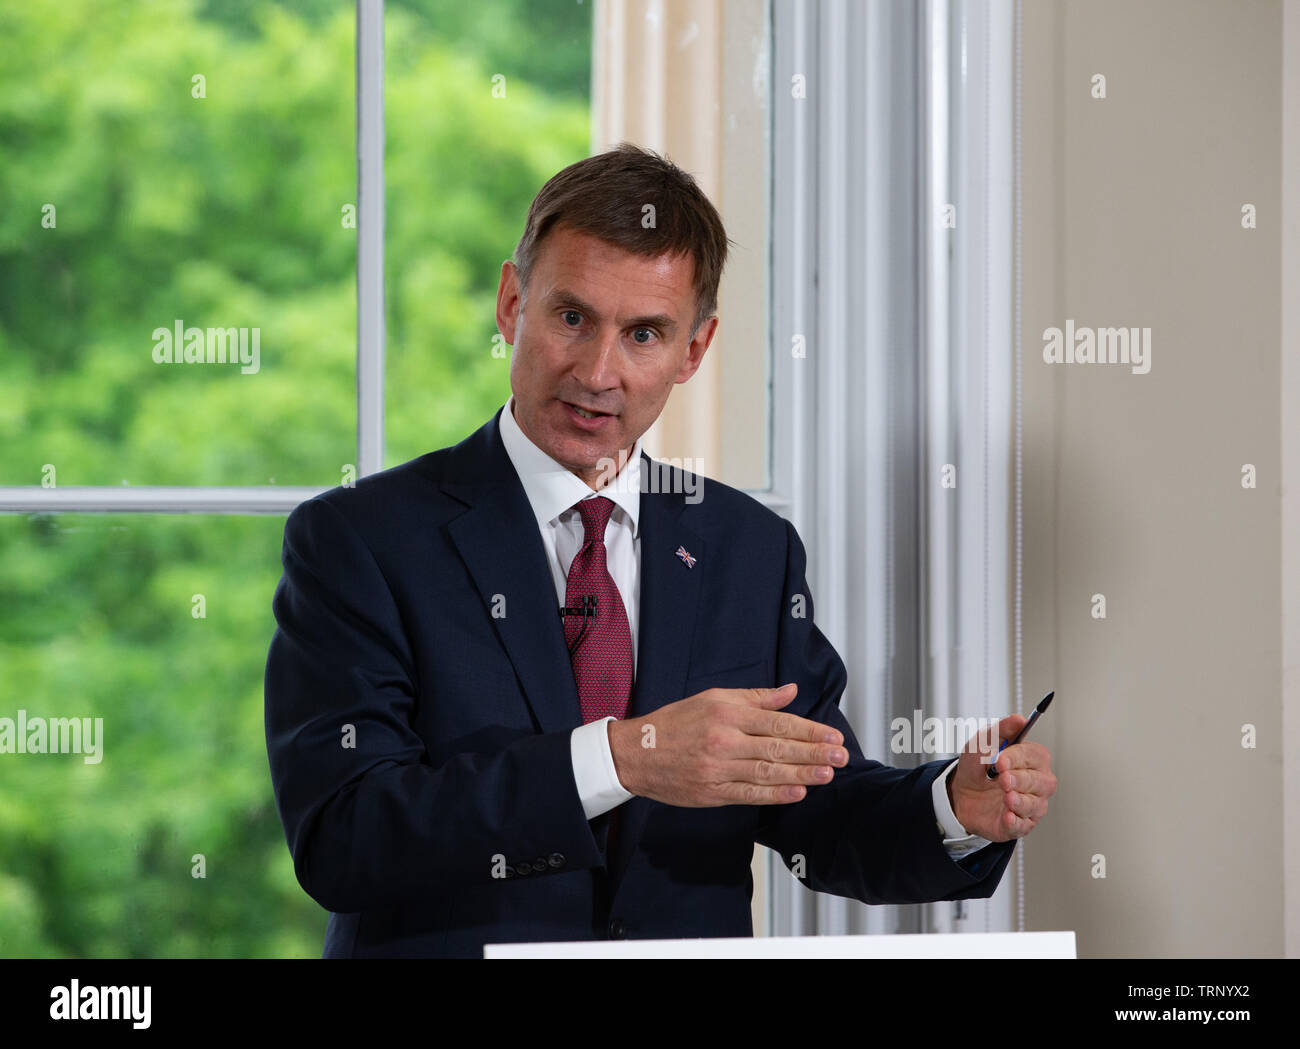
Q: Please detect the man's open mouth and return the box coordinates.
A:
[564,402,614,419]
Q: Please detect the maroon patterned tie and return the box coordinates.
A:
[564,497,633,862]
[563,496,634,723]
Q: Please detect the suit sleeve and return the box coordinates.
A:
[754,518,1016,904]
[264,495,604,914]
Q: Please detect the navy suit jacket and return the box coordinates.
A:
[264,406,1015,957]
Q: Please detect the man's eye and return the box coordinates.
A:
[631,327,655,344]
[561,310,582,326]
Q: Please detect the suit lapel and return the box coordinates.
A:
[443,410,583,736]
[608,460,705,885]
[629,458,704,722]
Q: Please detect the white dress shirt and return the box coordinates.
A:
[496,397,990,859]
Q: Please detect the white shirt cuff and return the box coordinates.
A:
[571,717,635,821]
[932,759,993,858]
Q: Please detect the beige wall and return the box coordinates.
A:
[1020,0,1286,956]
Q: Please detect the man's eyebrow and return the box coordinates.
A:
[545,289,679,334]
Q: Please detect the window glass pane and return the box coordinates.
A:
[0,2,355,487]
[0,513,318,957]
[383,0,592,465]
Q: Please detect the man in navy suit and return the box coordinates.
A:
[264,143,1056,958]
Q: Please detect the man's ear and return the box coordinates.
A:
[496,260,521,345]
[674,314,718,384]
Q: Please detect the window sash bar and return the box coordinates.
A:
[357,0,386,478]
[0,488,326,514]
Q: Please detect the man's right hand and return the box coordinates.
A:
[606,683,848,807]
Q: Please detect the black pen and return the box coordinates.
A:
[987,691,1055,779]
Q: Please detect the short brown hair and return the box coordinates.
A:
[512,142,731,337]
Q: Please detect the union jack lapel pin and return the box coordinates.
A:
[675,545,696,569]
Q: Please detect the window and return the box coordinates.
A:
[0,0,592,958]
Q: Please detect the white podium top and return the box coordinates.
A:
[484,930,1076,959]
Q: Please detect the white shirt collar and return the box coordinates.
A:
[498,395,642,538]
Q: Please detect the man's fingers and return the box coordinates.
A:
[991,740,1052,777]
[729,686,843,747]
[967,715,1022,769]
[740,683,798,708]
[699,754,846,809]
[750,709,843,747]
[996,760,1058,801]
[995,714,1028,741]
[650,684,850,806]
[716,781,809,805]
[726,757,838,787]
[733,736,848,768]
[1003,809,1036,837]
[1002,785,1048,820]
[716,682,843,747]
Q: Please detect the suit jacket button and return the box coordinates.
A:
[547,853,565,869]
[608,918,625,939]
[514,862,532,876]
[532,857,548,872]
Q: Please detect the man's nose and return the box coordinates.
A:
[571,327,620,391]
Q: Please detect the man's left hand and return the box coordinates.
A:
[946,715,1057,842]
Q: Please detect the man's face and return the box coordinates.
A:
[495,224,717,489]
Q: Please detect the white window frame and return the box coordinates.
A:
[0,0,387,515]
